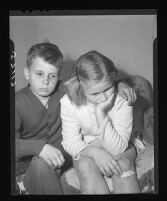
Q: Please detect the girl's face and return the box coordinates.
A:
[82,79,115,105]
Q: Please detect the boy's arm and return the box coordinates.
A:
[16,139,46,159]
[114,71,130,85]
[15,110,46,159]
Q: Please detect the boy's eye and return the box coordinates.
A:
[49,74,57,79]
[36,72,43,76]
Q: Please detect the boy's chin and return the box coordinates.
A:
[39,92,51,97]
[36,91,52,98]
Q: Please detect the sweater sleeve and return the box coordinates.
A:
[60,95,88,158]
[99,96,133,155]
[15,108,46,159]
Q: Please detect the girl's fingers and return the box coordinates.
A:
[103,165,112,177]
[108,163,120,176]
[104,166,114,177]
[110,159,123,175]
[99,166,107,176]
[115,162,123,175]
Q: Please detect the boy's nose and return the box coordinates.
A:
[42,77,49,85]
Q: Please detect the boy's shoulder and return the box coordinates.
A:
[15,87,30,102]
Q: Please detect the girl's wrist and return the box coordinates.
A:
[95,108,106,123]
[81,146,99,158]
[95,106,106,115]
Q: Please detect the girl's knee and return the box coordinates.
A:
[118,157,135,173]
[77,157,98,178]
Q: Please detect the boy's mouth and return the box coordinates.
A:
[39,88,49,92]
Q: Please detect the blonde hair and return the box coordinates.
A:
[64,50,118,107]
[64,77,87,106]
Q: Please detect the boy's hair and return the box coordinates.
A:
[64,50,118,107]
[26,42,63,73]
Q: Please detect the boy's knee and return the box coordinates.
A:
[77,158,97,178]
[30,156,51,174]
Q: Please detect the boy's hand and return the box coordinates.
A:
[117,82,137,105]
[39,144,65,169]
[92,148,123,177]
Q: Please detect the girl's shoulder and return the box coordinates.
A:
[60,94,89,113]
[60,94,77,110]
[60,94,71,104]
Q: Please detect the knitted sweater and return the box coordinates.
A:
[15,82,64,161]
[60,94,133,158]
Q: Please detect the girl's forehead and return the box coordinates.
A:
[82,79,113,94]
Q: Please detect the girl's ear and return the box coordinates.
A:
[24,67,30,80]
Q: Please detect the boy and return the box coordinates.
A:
[15,42,136,194]
[15,42,69,194]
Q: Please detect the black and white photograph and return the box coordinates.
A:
[10,10,157,195]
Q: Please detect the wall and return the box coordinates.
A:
[10,15,157,91]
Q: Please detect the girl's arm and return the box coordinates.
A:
[61,95,123,176]
[95,95,133,155]
[60,95,89,158]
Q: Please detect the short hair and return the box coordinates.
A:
[26,42,63,73]
[64,50,118,107]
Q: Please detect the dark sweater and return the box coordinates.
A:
[15,82,66,174]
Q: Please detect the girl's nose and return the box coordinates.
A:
[100,93,107,102]
[42,76,49,85]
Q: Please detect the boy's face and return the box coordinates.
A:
[24,57,59,98]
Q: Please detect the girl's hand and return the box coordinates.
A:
[117,82,137,106]
[92,148,123,177]
[95,94,115,114]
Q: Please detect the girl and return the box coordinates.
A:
[60,50,140,194]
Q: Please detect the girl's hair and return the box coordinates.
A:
[64,50,118,107]
[26,42,63,73]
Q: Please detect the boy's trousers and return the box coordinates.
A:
[21,156,63,194]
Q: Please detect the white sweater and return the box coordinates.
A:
[60,94,133,158]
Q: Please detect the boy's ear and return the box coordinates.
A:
[24,67,30,80]
[111,71,118,81]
